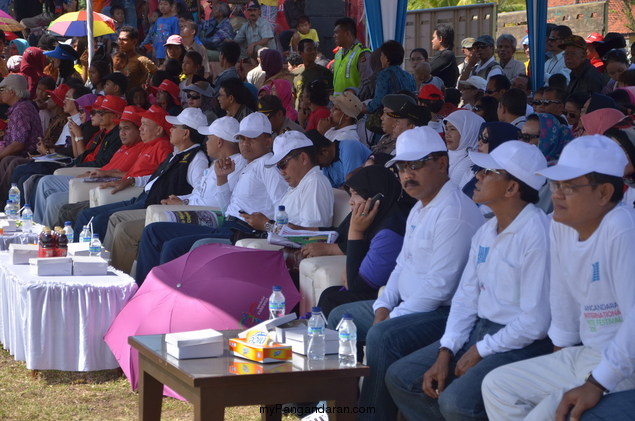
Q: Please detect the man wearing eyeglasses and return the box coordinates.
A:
[387,141,552,421]
[483,135,635,421]
[544,25,572,86]
[257,95,303,137]
[326,126,484,420]
[464,35,503,82]
[560,36,605,97]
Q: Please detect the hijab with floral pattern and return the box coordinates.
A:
[530,113,574,164]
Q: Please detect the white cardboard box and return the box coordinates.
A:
[72,256,109,276]
[67,243,111,260]
[279,326,339,355]
[29,257,73,276]
[9,244,38,265]
[164,329,224,359]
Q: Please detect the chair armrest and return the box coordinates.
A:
[89,186,143,207]
[144,204,221,225]
[68,178,98,204]
[298,255,347,315]
[53,167,91,177]
[234,238,283,251]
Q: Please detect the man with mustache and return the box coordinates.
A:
[327,126,484,420]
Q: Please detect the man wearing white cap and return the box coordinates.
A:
[387,141,552,421]
[240,131,333,230]
[482,135,635,421]
[134,112,288,283]
[105,117,247,274]
[458,76,486,110]
[327,126,484,420]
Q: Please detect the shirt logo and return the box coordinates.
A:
[477,246,490,264]
[591,262,600,283]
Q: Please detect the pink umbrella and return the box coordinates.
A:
[104,243,299,398]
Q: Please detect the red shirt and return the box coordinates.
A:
[100,141,146,172]
[306,106,331,131]
[83,130,103,163]
[123,136,173,178]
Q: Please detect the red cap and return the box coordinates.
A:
[140,105,172,134]
[586,33,604,44]
[0,119,7,130]
[100,95,127,115]
[157,79,181,106]
[120,105,145,127]
[92,95,105,111]
[418,84,444,101]
[4,31,17,41]
[46,84,71,108]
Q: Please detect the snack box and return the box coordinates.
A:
[29,257,73,276]
[278,326,339,356]
[228,360,293,375]
[9,244,38,265]
[165,329,224,359]
[72,256,109,276]
[229,338,292,363]
[237,313,297,339]
[67,242,111,260]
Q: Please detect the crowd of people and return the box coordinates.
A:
[0,0,634,419]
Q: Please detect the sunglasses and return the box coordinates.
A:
[481,168,503,176]
[484,89,498,95]
[518,133,540,142]
[478,134,489,144]
[395,155,435,172]
[276,151,300,171]
[186,93,201,100]
[532,99,562,106]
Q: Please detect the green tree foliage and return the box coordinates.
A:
[408,0,526,13]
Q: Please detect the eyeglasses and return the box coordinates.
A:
[186,93,201,100]
[549,181,598,195]
[481,168,503,176]
[472,106,482,112]
[518,133,540,142]
[395,155,435,172]
[474,45,489,50]
[478,134,489,144]
[276,151,300,170]
[533,99,562,106]
[484,89,498,95]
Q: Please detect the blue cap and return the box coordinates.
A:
[43,44,79,61]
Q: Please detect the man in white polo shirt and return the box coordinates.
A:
[482,135,635,421]
[386,141,553,421]
[327,126,484,420]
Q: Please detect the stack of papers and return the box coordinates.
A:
[268,226,338,248]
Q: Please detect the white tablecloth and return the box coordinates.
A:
[0,252,137,371]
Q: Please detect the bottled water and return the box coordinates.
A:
[4,200,18,221]
[338,314,357,367]
[79,225,92,243]
[21,204,34,233]
[8,183,20,204]
[307,306,326,360]
[268,285,286,319]
[88,233,101,256]
[274,205,288,234]
[63,221,74,238]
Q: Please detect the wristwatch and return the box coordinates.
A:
[585,372,609,394]
[264,220,276,233]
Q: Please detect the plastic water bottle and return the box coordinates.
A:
[8,183,20,204]
[274,205,288,234]
[88,233,101,256]
[269,285,286,319]
[63,221,74,238]
[21,204,33,233]
[307,307,326,360]
[4,200,18,220]
[79,225,92,243]
[338,314,357,367]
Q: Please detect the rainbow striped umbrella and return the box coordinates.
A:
[48,10,115,37]
[0,10,25,32]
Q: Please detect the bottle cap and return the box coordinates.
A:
[65,221,72,225]
[343,313,353,319]
[272,285,281,291]
[311,306,322,313]
[278,205,285,211]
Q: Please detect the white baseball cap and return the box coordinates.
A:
[385,126,447,168]
[458,76,487,91]
[165,108,208,130]
[198,116,240,142]
[469,141,547,190]
[265,131,313,167]
[235,112,272,139]
[536,135,627,180]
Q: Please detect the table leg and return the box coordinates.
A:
[333,378,361,421]
[260,404,282,421]
[194,388,225,421]
[138,359,163,421]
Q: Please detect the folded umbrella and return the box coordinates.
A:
[104,243,299,398]
[0,10,25,32]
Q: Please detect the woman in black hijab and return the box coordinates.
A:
[317,165,411,317]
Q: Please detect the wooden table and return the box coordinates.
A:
[129,332,370,421]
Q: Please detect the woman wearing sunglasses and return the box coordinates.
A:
[521,113,573,165]
[183,81,217,124]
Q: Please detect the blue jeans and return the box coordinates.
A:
[578,390,635,420]
[33,174,72,225]
[359,307,451,420]
[386,318,552,421]
[73,193,147,242]
[326,300,375,343]
[135,222,234,285]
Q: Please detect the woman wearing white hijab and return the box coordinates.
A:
[442,110,484,188]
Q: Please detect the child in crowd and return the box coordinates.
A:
[142,0,180,62]
[291,15,319,52]
[104,4,125,54]
[112,51,129,74]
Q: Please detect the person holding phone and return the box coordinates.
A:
[317,165,412,317]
